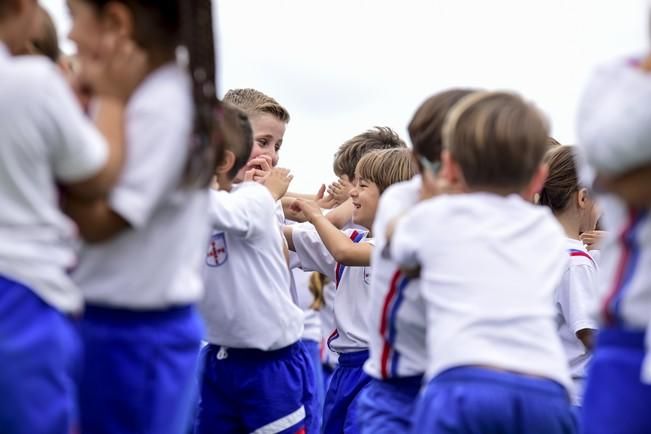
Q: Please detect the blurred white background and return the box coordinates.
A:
[42,0,649,192]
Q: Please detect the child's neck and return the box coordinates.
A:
[214,174,233,192]
[555,211,581,240]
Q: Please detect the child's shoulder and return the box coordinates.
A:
[3,55,66,102]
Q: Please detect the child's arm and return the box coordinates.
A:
[325,199,354,229]
[291,199,372,266]
[208,186,275,238]
[285,223,337,281]
[559,264,599,351]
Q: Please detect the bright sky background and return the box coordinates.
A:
[43,0,649,193]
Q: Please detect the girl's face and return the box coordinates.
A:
[247,113,286,168]
[67,0,103,64]
[349,177,380,230]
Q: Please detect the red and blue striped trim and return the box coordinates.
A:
[326,329,339,351]
[568,248,596,266]
[379,269,411,379]
[334,230,366,289]
[602,208,648,326]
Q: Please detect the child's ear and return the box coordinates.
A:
[101,2,134,39]
[216,150,236,176]
[523,162,548,201]
[577,187,589,209]
[440,150,463,187]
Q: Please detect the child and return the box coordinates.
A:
[0,2,137,432]
[223,87,290,181]
[195,105,314,434]
[391,91,575,434]
[65,1,221,433]
[538,145,600,408]
[286,147,416,434]
[577,46,651,434]
[357,89,476,434]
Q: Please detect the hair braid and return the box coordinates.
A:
[180,0,223,187]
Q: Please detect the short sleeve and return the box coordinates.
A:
[390,204,427,269]
[209,185,274,239]
[109,88,190,228]
[292,223,337,281]
[558,264,599,334]
[45,70,108,183]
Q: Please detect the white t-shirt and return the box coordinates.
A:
[555,238,599,404]
[320,280,339,367]
[578,57,651,175]
[292,267,323,343]
[392,193,572,390]
[200,183,303,350]
[0,45,107,313]
[364,176,426,380]
[73,64,210,309]
[593,195,651,383]
[293,224,374,353]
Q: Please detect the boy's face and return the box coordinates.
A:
[349,177,380,230]
[248,113,286,167]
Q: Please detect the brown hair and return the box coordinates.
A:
[547,136,562,148]
[408,88,477,163]
[355,148,417,193]
[308,272,329,311]
[333,127,407,180]
[443,91,549,191]
[29,7,60,62]
[223,88,290,123]
[83,0,222,188]
[220,104,253,180]
[538,145,580,213]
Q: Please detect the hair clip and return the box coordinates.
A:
[419,156,441,175]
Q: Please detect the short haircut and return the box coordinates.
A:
[547,136,562,148]
[442,91,549,191]
[355,148,417,194]
[220,104,253,180]
[223,88,290,123]
[538,145,580,213]
[408,88,477,163]
[333,127,407,180]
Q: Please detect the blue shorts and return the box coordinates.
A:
[582,328,651,434]
[302,339,325,432]
[0,275,81,434]
[194,341,315,434]
[357,375,423,434]
[79,304,203,434]
[322,350,372,434]
[411,367,576,434]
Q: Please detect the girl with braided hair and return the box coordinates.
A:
[65,1,221,433]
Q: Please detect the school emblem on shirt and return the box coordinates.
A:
[206,233,228,267]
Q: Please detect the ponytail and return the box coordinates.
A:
[180,0,223,188]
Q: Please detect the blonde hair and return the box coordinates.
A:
[223,88,290,123]
[355,148,417,193]
[308,272,329,311]
[442,91,549,191]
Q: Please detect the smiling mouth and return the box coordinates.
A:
[352,202,361,209]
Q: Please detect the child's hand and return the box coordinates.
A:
[580,230,607,251]
[263,168,293,200]
[315,184,337,210]
[290,198,323,223]
[244,155,273,183]
[80,34,148,103]
[327,175,353,205]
